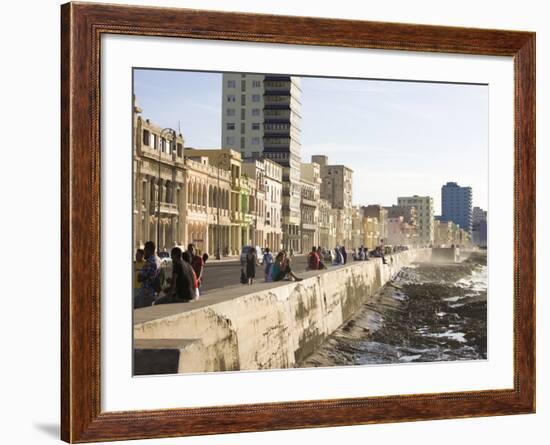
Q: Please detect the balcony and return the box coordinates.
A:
[150,201,179,215]
[264,96,291,107]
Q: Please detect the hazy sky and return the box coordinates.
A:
[134,69,488,215]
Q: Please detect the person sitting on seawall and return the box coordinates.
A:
[154,247,196,304]
[133,248,145,294]
[187,244,204,296]
[134,241,161,309]
[182,251,200,300]
[307,246,320,271]
[271,251,303,282]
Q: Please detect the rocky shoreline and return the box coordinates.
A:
[302,251,487,367]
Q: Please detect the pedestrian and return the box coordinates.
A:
[262,247,274,282]
[187,244,204,295]
[135,241,161,309]
[333,246,342,265]
[182,251,200,300]
[155,247,196,304]
[272,252,303,282]
[133,248,145,293]
[341,245,347,264]
[245,246,259,285]
[307,246,320,270]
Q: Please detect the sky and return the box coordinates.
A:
[134,69,488,215]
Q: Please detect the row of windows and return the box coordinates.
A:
[227,79,261,88]
[226,94,261,103]
[225,136,261,145]
[142,130,183,157]
[226,122,261,131]
[226,108,261,117]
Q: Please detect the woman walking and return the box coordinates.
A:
[245,246,259,285]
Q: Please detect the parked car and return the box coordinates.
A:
[158,251,170,260]
[240,245,264,266]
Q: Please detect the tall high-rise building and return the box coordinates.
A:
[441,182,473,234]
[397,195,434,245]
[221,73,303,251]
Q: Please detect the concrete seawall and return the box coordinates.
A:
[133,248,432,374]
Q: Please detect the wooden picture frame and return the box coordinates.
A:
[61,2,535,442]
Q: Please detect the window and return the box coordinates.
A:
[177,143,183,157]
[151,133,157,149]
[142,130,150,146]
[252,137,260,145]
[252,94,261,102]
[227,108,235,117]
[226,123,235,130]
[252,80,261,88]
[252,123,260,131]
[225,136,235,145]
[252,108,260,116]
[227,95,236,102]
[227,80,236,88]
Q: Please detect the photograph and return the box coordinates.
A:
[132,69,489,375]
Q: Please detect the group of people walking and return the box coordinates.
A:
[133,242,206,309]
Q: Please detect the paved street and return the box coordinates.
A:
[201,255,310,293]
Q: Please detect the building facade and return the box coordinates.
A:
[263,158,283,251]
[183,148,246,255]
[441,181,473,234]
[472,206,488,247]
[318,199,336,249]
[133,102,187,253]
[397,195,434,246]
[362,205,388,245]
[300,162,321,249]
[312,155,353,246]
[386,216,417,246]
[351,206,365,248]
[221,73,303,252]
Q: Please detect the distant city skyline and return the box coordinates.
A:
[133,69,489,215]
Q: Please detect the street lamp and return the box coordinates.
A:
[216,152,230,260]
[157,127,176,252]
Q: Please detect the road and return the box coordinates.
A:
[201,255,310,293]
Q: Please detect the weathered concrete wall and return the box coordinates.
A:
[133,249,431,374]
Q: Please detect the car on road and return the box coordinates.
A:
[240,245,264,266]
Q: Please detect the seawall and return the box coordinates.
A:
[133,248,432,374]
